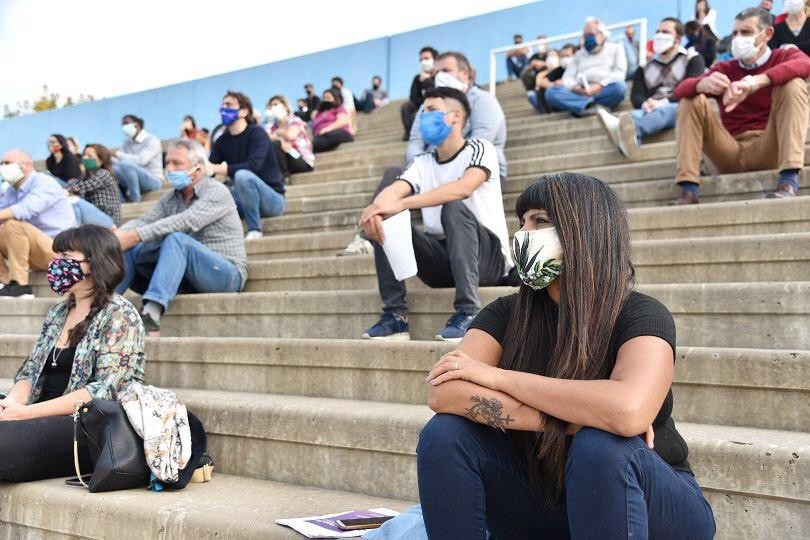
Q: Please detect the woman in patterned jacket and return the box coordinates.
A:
[0,224,145,481]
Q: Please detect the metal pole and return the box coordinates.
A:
[489,52,497,96]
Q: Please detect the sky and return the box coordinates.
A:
[0,0,534,111]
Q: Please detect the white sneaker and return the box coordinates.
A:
[596,108,640,159]
[245,230,263,240]
[338,234,373,256]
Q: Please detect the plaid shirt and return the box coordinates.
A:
[66,168,122,225]
[121,176,248,285]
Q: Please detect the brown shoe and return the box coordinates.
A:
[669,191,700,206]
[766,184,798,199]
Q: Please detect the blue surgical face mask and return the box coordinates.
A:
[419,110,452,146]
[166,167,198,191]
[220,107,239,126]
[584,33,599,53]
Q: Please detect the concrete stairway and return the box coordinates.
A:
[3,80,809,539]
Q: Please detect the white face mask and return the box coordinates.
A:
[122,123,138,138]
[266,104,287,123]
[0,179,8,195]
[546,54,560,70]
[560,56,573,69]
[420,58,434,73]
[512,227,563,290]
[731,30,764,63]
[434,70,468,92]
[536,43,548,54]
[653,32,676,55]
[0,163,25,187]
[785,0,805,15]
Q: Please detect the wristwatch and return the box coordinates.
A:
[742,75,757,90]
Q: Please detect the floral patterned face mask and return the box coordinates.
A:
[512,227,563,290]
[47,258,87,295]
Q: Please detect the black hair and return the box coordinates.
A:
[331,76,344,86]
[323,87,343,105]
[420,46,439,59]
[504,173,635,503]
[661,17,685,37]
[52,225,126,347]
[514,33,523,41]
[684,20,702,35]
[695,0,710,18]
[423,87,471,123]
[122,114,144,128]
[183,115,197,129]
[223,90,256,124]
[49,134,70,155]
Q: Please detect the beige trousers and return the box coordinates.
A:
[675,77,808,183]
[0,220,55,286]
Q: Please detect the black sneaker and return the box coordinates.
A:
[0,281,34,298]
[139,310,161,337]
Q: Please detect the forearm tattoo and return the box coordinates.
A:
[465,395,514,429]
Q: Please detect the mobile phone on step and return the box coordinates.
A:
[335,516,394,530]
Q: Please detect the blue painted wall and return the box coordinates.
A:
[2,0,749,160]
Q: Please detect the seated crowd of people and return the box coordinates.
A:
[0,6,807,534]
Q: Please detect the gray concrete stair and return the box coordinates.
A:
[0,473,412,539]
[5,283,809,349]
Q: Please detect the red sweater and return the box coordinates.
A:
[674,47,810,136]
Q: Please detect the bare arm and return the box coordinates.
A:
[429,335,673,437]
[428,329,544,431]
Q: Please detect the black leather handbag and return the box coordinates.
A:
[67,399,210,492]
[68,399,151,492]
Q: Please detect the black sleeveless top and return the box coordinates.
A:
[36,347,76,403]
[469,290,691,472]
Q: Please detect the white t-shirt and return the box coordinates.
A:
[399,138,513,275]
[341,87,356,112]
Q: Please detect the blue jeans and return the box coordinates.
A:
[117,232,243,310]
[230,169,286,232]
[506,55,529,79]
[72,199,114,228]
[114,160,162,202]
[417,414,716,539]
[631,101,679,142]
[545,81,628,116]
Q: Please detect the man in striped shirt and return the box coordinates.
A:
[114,139,246,336]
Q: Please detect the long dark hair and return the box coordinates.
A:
[50,134,71,156]
[52,225,125,347]
[84,143,114,176]
[500,173,635,502]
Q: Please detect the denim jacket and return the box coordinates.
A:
[14,294,146,404]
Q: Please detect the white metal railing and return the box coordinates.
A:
[488,18,648,96]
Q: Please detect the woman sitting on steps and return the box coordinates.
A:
[0,224,145,482]
[417,173,716,538]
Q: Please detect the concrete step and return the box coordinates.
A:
[241,233,810,291]
[5,283,809,349]
[0,473,412,539]
[3,336,805,432]
[178,391,810,521]
[246,197,810,259]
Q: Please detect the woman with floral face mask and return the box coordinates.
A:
[0,224,145,482]
[419,173,716,538]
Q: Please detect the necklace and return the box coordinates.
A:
[50,346,64,369]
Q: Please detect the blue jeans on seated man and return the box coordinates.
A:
[116,232,243,311]
[417,414,716,539]
[72,198,114,228]
[545,81,628,116]
[113,159,162,202]
[631,101,679,142]
[506,55,529,80]
[230,169,286,233]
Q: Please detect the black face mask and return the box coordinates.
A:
[372,83,380,90]
[318,101,337,113]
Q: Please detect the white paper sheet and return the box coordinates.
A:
[381,210,417,281]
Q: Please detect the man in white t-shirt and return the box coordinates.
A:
[358,87,515,342]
